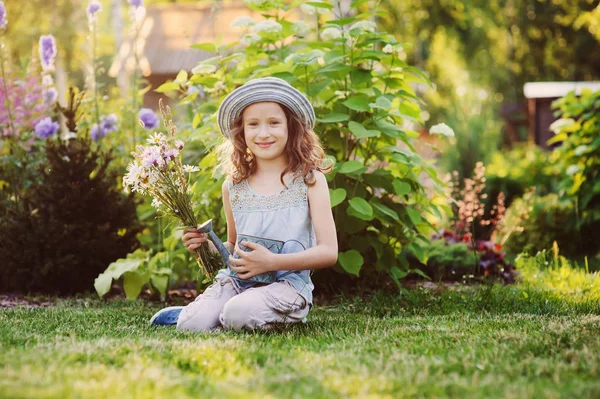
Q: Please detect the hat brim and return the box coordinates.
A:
[217,77,315,138]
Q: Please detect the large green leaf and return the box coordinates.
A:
[348,121,380,139]
[154,82,180,93]
[343,94,371,112]
[372,201,399,222]
[393,180,411,196]
[338,249,363,276]
[94,250,147,298]
[406,207,422,224]
[123,270,149,300]
[338,161,366,174]
[348,197,373,219]
[329,188,347,207]
[319,113,350,123]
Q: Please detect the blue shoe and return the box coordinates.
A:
[149,306,184,326]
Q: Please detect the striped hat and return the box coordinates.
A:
[217,77,315,138]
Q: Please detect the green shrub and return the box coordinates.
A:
[0,136,142,294]
[161,1,450,288]
[484,144,556,210]
[549,89,600,228]
[495,192,596,258]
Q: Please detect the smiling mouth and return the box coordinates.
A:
[256,142,275,148]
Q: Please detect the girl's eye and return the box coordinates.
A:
[270,121,279,125]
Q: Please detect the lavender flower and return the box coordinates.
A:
[43,88,58,105]
[90,123,103,141]
[100,113,118,133]
[34,117,59,139]
[138,108,159,130]
[39,35,57,71]
[87,0,102,23]
[128,0,144,8]
[0,1,7,31]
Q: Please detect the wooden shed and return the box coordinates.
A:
[523,81,600,149]
[108,2,262,109]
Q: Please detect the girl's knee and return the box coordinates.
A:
[220,295,262,330]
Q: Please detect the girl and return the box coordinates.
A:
[150,77,338,331]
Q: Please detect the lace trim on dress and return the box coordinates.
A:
[229,176,309,212]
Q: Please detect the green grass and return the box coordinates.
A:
[2,262,600,398]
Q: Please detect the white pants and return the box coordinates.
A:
[176,277,310,332]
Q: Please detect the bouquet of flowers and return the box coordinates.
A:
[123,100,222,276]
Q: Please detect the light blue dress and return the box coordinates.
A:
[216,174,315,304]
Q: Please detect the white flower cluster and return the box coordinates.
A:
[429,123,455,137]
[351,20,377,33]
[123,132,196,199]
[382,43,404,56]
[292,20,310,36]
[240,33,261,46]
[320,27,342,41]
[230,16,256,29]
[252,20,283,34]
[300,4,329,16]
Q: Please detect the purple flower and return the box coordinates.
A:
[138,108,159,130]
[90,123,104,141]
[0,1,7,31]
[87,0,102,23]
[34,117,59,139]
[128,0,144,8]
[43,88,57,105]
[39,35,57,71]
[100,113,118,133]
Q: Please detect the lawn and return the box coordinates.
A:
[1,276,600,399]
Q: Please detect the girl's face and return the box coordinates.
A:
[242,102,289,163]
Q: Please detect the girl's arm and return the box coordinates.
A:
[182,180,236,254]
[222,179,238,252]
[230,171,338,275]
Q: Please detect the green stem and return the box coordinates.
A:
[131,15,140,153]
[0,46,16,136]
[92,23,100,129]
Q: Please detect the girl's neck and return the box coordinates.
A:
[253,155,289,177]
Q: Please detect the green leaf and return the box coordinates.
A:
[338,161,366,174]
[348,121,380,139]
[390,266,408,280]
[306,1,334,9]
[154,82,180,93]
[174,70,188,84]
[123,270,149,299]
[191,42,216,52]
[376,96,392,109]
[94,250,147,298]
[349,197,373,219]
[393,180,411,196]
[93,273,114,298]
[318,113,350,123]
[192,113,202,129]
[343,94,371,112]
[329,188,347,207]
[372,201,399,222]
[150,272,170,301]
[348,206,374,221]
[338,250,363,276]
[406,207,422,224]
[326,17,358,26]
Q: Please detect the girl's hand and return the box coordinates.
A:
[229,241,276,279]
[182,229,216,254]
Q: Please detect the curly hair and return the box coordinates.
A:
[216,103,332,187]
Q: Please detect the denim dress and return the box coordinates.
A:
[216,174,315,304]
